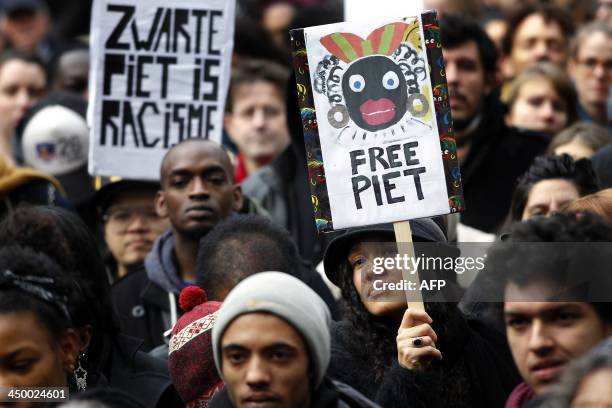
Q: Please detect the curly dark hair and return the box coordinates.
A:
[510,209,612,242]
[486,211,612,323]
[510,154,599,221]
[335,255,461,382]
[196,214,300,300]
[0,205,117,374]
[335,258,398,381]
[0,245,74,340]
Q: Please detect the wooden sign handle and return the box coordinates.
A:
[393,220,425,311]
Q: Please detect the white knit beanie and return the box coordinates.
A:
[212,271,331,387]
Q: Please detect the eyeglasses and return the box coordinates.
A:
[577,57,612,72]
[103,205,161,228]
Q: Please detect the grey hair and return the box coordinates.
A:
[540,338,612,407]
[569,21,612,60]
[546,122,612,156]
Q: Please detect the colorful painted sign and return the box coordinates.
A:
[290,12,463,231]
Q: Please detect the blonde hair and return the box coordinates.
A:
[504,62,578,126]
[563,188,612,221]
[569,21,612,60]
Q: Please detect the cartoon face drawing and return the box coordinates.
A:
[316,21,430,145]
[342,55,407,132]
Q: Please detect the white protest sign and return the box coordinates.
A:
[88,0,235,179]
[293,14,462,230]
[344,0,424,22]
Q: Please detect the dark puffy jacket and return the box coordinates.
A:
[111,233,339,352]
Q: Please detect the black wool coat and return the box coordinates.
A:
[459,95,549,233]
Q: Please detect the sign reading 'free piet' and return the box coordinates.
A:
[291,11,464,231]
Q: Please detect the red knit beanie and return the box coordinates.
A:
[169,286,223,407]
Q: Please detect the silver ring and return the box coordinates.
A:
[412,337,423,347]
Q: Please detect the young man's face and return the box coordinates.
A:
[225,81,289,166]
[442,40,492,126]
[221,313,311,408]
[504,281,612,394]
[505,14,567,78]
[156,141,243,240]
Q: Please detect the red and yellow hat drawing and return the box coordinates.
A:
[320,22,411,64]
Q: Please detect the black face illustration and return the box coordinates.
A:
[342,55,408,132]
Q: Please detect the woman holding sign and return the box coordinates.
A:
[323,219,520,407]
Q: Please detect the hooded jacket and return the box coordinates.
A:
[112,228,339,351]
[145,229,189,295]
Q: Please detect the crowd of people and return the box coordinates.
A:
[0,0,611,407]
